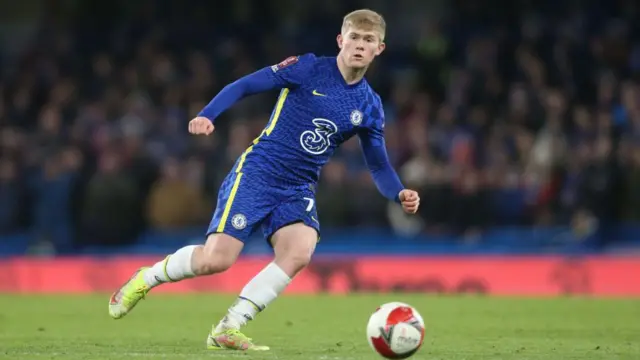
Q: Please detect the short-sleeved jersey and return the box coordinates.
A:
[233,53,386,187]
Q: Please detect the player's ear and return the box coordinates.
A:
[337,34,344,49]
[375,42,386,56]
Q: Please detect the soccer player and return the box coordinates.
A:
[108,9,420,351]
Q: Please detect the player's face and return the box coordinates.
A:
[337,27,385,69]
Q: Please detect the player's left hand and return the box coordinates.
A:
[399,189,420,214]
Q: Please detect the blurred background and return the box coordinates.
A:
[1,0,640,261]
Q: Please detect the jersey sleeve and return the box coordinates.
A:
[197,53,316,122]
[358,101,405,203]
[262,53,317,87]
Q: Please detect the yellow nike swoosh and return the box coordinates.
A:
[312,90,326,97]
[311,216,319,224]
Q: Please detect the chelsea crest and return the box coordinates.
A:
[350,110,363,126]
[231,214,247,230]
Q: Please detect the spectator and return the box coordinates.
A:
[0,158,27,234]
[576,136,619,224]
[147,157,209,230]
[317,160,353,228]
[79,150,140,246]
[624,145,640,221]
[31,148,82,251]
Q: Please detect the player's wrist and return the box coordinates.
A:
[196,113,214,122]
[395,190,404,204]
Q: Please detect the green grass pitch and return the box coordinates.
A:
[0,294,638,359]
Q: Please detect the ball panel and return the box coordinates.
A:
[389,323,422,355]
[370,331,399,359]
[386,306,416,326]
[389,346,421,360]
[411,309,425,328]
[367,306,389,339]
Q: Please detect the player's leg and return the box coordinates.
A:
[208,189,319,350]
[109,171,260,319]
[108,233,244,319]
[208,223,317,351]
[216,223,317,329]
[143,232,244,283]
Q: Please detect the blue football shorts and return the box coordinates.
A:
[207,170,320,244]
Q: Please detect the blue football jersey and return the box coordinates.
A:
[233,53,386,187]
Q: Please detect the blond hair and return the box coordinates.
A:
[342,9,386,41]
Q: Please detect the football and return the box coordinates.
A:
[366,302,425,359]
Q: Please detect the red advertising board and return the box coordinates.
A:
[0,256,638,296]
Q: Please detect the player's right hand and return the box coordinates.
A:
[188,116,215,135]
[399,189,420,214]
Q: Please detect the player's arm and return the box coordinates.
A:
[191,54,315,134]
[358,115,420,214]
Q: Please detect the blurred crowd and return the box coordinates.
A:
[1,0,640,250]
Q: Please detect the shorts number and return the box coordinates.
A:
[303,197,315,212]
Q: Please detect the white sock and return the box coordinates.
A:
[215,262,291,332]
[143,245,198,287]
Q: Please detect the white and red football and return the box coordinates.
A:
[366,302,425,359]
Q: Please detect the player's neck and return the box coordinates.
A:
[336,56,366,85]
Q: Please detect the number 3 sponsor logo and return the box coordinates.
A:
[300,118,338,155]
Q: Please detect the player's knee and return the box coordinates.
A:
[276,249,312,276]
[271,223,317,276]
[199,253,235,275]
[275,244,314,275]
[290,250,313,269]
[196,233,243,275]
